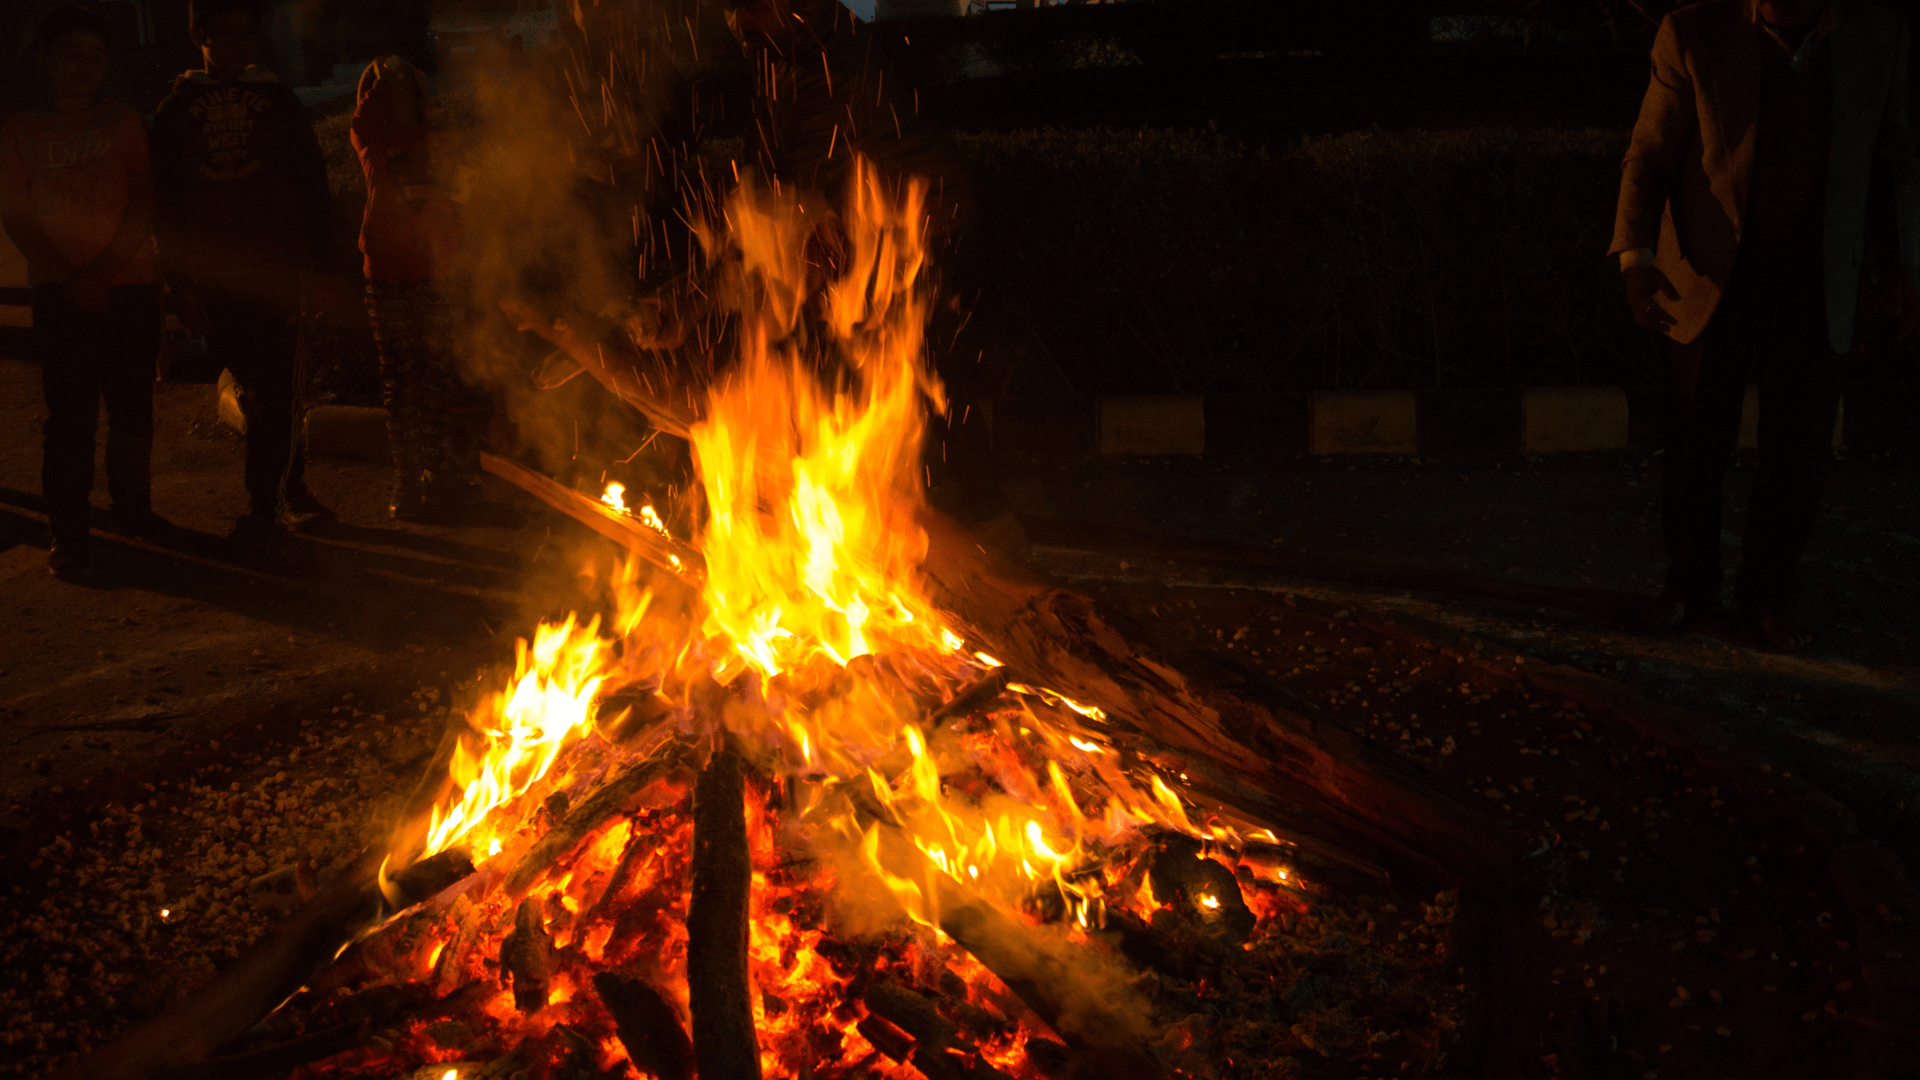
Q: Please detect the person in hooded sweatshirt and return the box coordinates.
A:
[0,7,169,576]
[150,0,338,551]
[350,55,472,521]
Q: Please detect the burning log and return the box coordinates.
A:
[53,850,473,1080]
[862,981,1013,1080]
[502,738,690,898]
[593,972,693,1080]
[926,668,1010,729]
[686,748,761,1080]
[502,898,556,1013]
[479,451,703,580]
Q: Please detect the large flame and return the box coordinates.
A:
[395,158,1259,1075]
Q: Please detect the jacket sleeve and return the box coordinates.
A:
[1874,16,1920,284]
[1611,14,1697,257]
[148,98,196,283]
[286,94,337,273]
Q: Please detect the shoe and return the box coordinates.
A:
[228,513,284,551]
[109,509,180,543]
[281,491,337,533]
[47,537,90,577]
[1621,592,1704,633]
[389,475,429,522]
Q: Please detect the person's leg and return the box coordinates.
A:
[32,285,103,564]
[367,279,433,516]
[1658,320,1749,613]
[98,285,165,529]
[208,294,304,523]
[1736,315,1840,629]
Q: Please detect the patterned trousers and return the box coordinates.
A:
[365,280,462,485]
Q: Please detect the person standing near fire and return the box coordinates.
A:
[0,8,170,576]
[350,55,473,522]
[150,0,340,551]
[1613,0,1920,651]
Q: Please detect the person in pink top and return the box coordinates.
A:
[351,56,471,521]
[0,8,169,576]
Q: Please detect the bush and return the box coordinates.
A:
[954,126,1655,397]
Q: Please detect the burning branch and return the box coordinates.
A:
[687,747,762,1080]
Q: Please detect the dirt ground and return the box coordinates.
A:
[1,354,1917,1077]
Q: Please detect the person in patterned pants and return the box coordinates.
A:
[352,57,472,520]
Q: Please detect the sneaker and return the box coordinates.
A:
[109,509,180,543]
[281,491,337,533]
[47,537,90,577]
[228,513,284,550]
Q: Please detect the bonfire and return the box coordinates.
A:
[65,157,1501,1080]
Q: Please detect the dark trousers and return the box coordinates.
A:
[365,280,463,485]
[204,290,311,518]
[33,283,164,543]
[1660,266,1841,617]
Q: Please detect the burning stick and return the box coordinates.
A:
[480,451,704,579]
[687,747,762,1080]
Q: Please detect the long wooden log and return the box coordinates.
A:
[479,451,704,579]
[593,972,693,1080]
[54,850,473,1080]
[686,748,761,1080]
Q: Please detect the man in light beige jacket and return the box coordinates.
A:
[1613,0,1920,651]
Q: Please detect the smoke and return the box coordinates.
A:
[439,1,735,501]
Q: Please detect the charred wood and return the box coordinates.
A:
[503,739,689,898]
[502,898,556,1013]
[686,748,761,1080]
[157,1020,369,1080]
[926,668,1009,730]
[593,972,693,1080]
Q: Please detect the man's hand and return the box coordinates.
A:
[1623,264,1680,333]
[1887,275,1920,342]
[306,275,353,320]
[63,266,112,315]
[170,281,209,336]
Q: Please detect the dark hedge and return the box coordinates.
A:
[952,126,1657,398]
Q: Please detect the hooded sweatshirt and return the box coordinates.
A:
[150,67,332,304]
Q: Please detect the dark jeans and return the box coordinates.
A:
[204,290,311,518]
[1660,266,1841,618]
[34,283,164,543]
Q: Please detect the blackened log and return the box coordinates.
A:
[686,748,762,1080]
[501,898,555,1013]
[52,849,472,1080]
[863,982,1013,1080]
[503,739,689,898]
[158,1020,369,1080]
[926,668,1009,729]
[856,1015,915,1063]
[593,972,693,1080]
